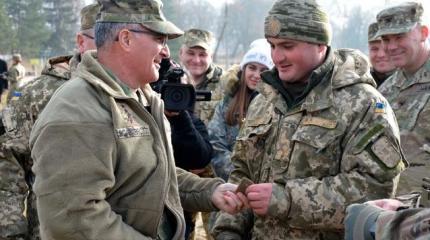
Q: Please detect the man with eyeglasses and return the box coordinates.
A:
[28,0,244,239]
[0,3,99,240]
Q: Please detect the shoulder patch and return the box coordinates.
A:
[371,136,401,168]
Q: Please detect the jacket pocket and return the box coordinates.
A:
[289,117,344,178]
[394,92,430,131]
[236,115,272,182]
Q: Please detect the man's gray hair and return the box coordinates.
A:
[95,22,133,49]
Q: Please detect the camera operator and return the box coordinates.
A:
[153,50,213,239]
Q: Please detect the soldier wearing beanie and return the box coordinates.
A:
[0,3,100,240]
[28,0,246,239]
[368,22,396,87]
[212,0,404,239]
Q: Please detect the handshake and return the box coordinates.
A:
[212,179,272,216]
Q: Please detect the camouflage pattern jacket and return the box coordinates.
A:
[6,63,25,85]
[193,64,224,125]
[0,54,76,240]
[29,51,223,240]
[208,65,241,181]
[378,57,430,201]
[212,48,405,239]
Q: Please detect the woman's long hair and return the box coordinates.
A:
[225,67,254,126]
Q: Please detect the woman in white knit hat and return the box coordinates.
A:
[208,39,273,181]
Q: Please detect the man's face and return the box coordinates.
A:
[128,28,169,85]
[381,26,424,71]
[368,40,395,74]
[267,37,324,83]
[179,46,212,78]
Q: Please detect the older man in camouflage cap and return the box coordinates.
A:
[0,3,99,240]
[212,0,404,239]
[376,2,430,206]
[28,1,244,239]
[368,22,396,87]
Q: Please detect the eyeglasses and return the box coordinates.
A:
[82,33,94,39]
[116,29,168,47]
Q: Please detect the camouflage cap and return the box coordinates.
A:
[12,54,22,62]
[376,2,424,38]
[80,3,101,30]
[182,29,214,50]
[264,0,332,45]
[368,22,380,42]
[97,0,183,39]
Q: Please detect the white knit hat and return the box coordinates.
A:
[239,38,273,70]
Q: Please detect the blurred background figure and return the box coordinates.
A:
[0,55,7,102]
[367,22,396,87]
[6,54,25,103]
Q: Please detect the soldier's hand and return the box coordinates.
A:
[211,183,246,214]
[365,199,403,211]
[245,183,272,216]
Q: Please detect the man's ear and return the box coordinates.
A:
[118,29,132,52]
[76,34,85,54]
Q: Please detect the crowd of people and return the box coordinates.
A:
[0,0,428,239]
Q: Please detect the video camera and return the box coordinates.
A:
[151,59,211,111]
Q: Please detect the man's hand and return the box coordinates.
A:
[211,183,246,214]
[245,183,272,216]
[365,199,403,211]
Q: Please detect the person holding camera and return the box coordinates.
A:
[208,39,273,181]
[155,54,214,239]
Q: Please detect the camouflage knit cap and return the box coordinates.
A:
[368,22,380,42]
[264,0,332,45]
[80,3,100,30]
[182,29,214,50]
[375,2,424,38]
[97,0,183,39]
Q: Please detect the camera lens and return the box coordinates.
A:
[161,83,196,111]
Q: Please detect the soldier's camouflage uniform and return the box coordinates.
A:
[0,54,77,240]
[378,60,430,201]
[193,64,224,126]
[212,48,405,239]
[6,62,26,103]
[376,2,430,205]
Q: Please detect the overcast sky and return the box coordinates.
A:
[208,0,430,24]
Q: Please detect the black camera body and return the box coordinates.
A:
[152,61,211,111]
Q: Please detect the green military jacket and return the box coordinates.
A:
[378,57,430,201]
[29,51,222,240]
[212,48,405,239]
[193,64,224,125]
[0,54,76,240]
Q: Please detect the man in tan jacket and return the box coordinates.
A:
[29,0,244,239]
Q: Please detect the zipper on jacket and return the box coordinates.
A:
[128,98,171,237]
